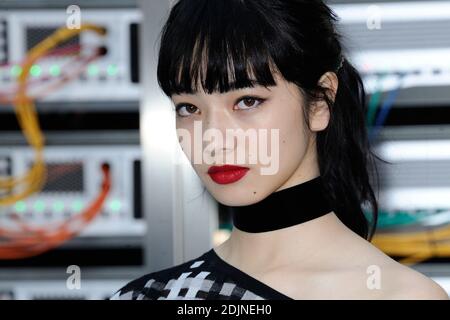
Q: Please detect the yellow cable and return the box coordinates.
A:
[0,24,106,206]
[372,223,450,265]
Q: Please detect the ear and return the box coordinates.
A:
[309,71,338,132]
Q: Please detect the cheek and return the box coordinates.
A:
[176,123,195,162]
[278,130,305,168]
[176,122,209,175]
[273,106,309,173]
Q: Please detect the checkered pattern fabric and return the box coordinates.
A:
[110,249,292,300]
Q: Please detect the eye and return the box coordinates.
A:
[234,96,266,111]
[175,104,200,117]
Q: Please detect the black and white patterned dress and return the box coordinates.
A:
[110,248,293,300]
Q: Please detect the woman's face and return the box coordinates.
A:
[171,72,328,206]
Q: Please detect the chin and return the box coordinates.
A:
[207,184,269,207]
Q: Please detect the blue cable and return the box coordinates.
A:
[369,74,405,142]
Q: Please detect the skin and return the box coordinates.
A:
[171,71,449,300]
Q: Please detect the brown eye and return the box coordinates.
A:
[235,97,265,111]
[244,98,255,107]
[176,104,200,117]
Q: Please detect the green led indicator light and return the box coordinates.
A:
[11,65,22,77]
[30,65,42,77]
[53,201,64,212]
[87,64,99,76]
[72,201,84,212]
[110,200,121,212]
[107,64,118,76]
[14,201,26,213]
[49,65,61,77]
[34,200,45,212]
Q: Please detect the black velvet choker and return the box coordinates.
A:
[229,175,333,233]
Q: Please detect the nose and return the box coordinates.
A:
[202,107,236,161]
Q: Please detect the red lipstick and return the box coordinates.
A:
[207,165,249,184]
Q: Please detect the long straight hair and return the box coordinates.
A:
[157,0,380,240]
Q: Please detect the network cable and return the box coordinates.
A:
[0,24,106,206]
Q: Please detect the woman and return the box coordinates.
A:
[112,0,448,300]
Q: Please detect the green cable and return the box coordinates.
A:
[375,209,432,229]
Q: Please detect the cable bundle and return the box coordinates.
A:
[373,220,450,265]
[0,24,111,259]
[0,24,106,206]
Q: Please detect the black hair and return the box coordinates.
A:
[157,0,380,240]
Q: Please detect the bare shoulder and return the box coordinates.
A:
[381,263,449,300]
[349,237,448,299]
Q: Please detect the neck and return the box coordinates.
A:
[216,211,349,273]
[216,174,342,272]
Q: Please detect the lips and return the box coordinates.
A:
[207,165,249,184]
